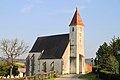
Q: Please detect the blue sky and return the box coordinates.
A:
[0,0,120,59]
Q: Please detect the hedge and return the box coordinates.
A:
[92,66,119,80]
[99,69,119,80]
[92,66,101,73]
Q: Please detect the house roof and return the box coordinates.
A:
[30,34,69,59]
[18,68,26,73]
[69,7,84,26]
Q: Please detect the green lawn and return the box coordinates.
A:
[48,74,66,80]
[79,72,102,80]
[48,78,55,80]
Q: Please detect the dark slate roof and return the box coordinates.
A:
[30,34,69,59]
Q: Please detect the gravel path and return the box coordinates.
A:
[55,74,85,80]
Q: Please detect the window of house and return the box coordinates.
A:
[80,33,82,37]
[50,61,54,71]
[26,55,30,75]
[80,39,81,43]
[42,62,46,72]
[38,60,40,72]
[72,27,74,32]
[72,48,74,54]
[61,60,64,70]
[80,27,82,32]
[31,54,35,75]
[72,40,74,42]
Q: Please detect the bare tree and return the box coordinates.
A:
[0,38,29,78]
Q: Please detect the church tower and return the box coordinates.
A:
[69,7,85,74]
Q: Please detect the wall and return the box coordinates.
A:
[26,52,41,76]
[62,42,70,74]
[69,25,85,74]
[38,59,62,74]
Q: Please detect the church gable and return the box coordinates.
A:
[30,34,69,59]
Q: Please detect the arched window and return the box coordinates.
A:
[42,62,46,72]
[50,61,54,71]
[31,54,35,75]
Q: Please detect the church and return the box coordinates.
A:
[26,7,86,76]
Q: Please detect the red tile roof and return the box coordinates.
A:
[69,7,84,26]
[86,63,92,72]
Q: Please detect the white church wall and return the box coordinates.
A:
[28,53,32,76]
[62,42,70,74]
[69,25,85,74]
[34,53,41,74]
[69,26,78,73]
[28,52,41,75]
[38,59,62,74]
[77,25,85,74]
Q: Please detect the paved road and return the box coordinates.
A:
[55,74,85,80]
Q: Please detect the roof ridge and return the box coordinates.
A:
[38,33,69,38]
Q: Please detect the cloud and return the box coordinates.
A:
[79,5,87,10]
[48,9,73,16]
[20,4,33,13]
[77,0,93,10]
[20,0,44,13]
[63,9,73,13]
[34,0,44,4]
[81,0,93,3]
[27,0,44,4]
[85,0,93,3]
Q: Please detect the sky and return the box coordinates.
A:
[0,0,120,59]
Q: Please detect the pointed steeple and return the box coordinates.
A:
[69,7,84,26]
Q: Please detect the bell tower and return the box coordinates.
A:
[69,7,85,74]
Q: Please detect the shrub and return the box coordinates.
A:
[92,66,101,73]
[99,69,119,80]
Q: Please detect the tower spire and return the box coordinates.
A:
[76,4,78,10]
[69,6,84,26]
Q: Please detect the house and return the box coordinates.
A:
[26,7,86,76]
[85,63,92,73]
[15,62,26,78]
[18,67,26,77]
[85,58,95,73]
[85,58,95,66]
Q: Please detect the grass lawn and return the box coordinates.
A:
[79,72,102,80]
[48,78,55,80]
[48,74,66,80]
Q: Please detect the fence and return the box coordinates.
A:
[1,70,58,80]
